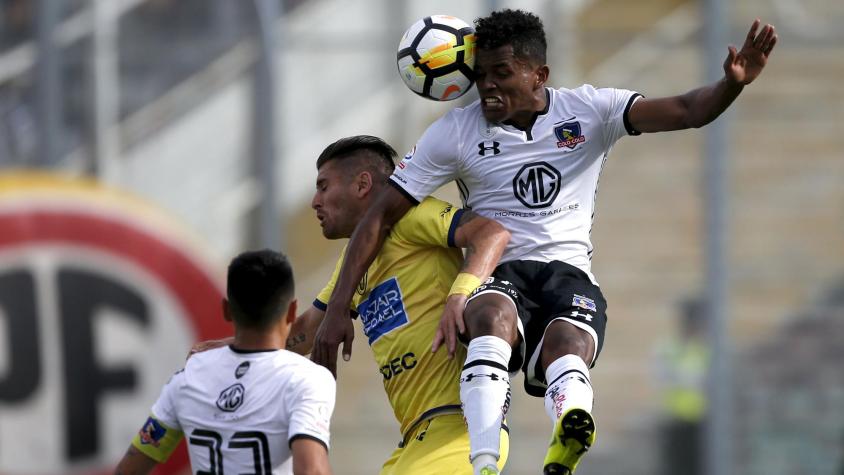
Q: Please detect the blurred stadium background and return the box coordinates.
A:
[1,0,843,474]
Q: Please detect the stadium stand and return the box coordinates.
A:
[734,280,844,475]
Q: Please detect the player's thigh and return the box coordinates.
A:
[379,415,510,475]
[537,260,608,364]
[518,260,608,396]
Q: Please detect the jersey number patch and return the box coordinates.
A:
[189,429,272,475]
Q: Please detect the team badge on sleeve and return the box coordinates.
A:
[132,415,184,463]
[572,294,597,312]
[139,417,167,447]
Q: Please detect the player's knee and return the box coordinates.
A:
[542,320,594,362]
[464,302,517,342]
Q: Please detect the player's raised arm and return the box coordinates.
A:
[433,211,510,358]
[311,184,413,376]
[628,19,777,133]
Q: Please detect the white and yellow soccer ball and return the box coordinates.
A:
[396,15,476,101]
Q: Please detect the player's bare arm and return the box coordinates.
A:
[113,445,157,475]
[311,184,413,376]
[432,211,510,358]
[629,19,777,133]
[286,306,327,355]
[291,437,332,475]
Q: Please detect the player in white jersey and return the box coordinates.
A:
[115,250,335,475]
[313,9,777,475]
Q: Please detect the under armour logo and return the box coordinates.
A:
[570,310,593,321]
[477,141,500,156]
[461,372,508,383]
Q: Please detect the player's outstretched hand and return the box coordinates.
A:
[311,304,354,378]
[186,337,234,360]
[432,294,468,359]
[725,19,777,86]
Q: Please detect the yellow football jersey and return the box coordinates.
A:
[316,196,467,436]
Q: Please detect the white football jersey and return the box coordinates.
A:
[150,346,335,474]
[392,85,642,284]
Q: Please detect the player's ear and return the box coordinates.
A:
[285,299,298,325]
[356,171,373,197]
[534,64,549,89]
[222,298,233,322]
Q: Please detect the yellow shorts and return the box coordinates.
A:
[380,413,509,475]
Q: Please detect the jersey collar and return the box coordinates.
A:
[502,88,551,141]
[228,345,280,354]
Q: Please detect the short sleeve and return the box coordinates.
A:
[391,197,464,248]
[288,365,336,450]
[150,369,183,428]
[314,247,346,310]
[131,370,185,463]
[390,111,461,203]
[574,84,643,146]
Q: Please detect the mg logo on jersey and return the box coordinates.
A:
[477,141,500,156]
[555,121,586,149]
[216,383,245,412]
[513,162,562,209]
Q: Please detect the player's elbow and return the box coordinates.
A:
[490,220,511,249]
[684,114,712,130]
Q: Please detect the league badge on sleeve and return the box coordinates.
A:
[398,146,416,170]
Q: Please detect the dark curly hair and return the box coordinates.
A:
[475,9,547,65]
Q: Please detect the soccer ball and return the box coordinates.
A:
[396,15,476,101]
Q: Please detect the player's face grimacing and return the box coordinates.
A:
[311,161,360,240]
[474,44,547,127]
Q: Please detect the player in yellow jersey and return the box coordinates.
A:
[190,135,511,474]
[299,135,511,474]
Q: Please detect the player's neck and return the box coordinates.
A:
[507,89,548,129]
[232,326,285,352]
